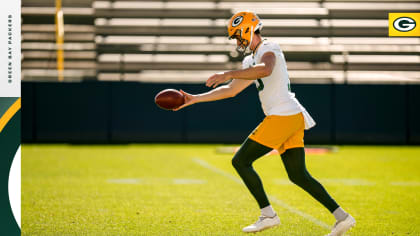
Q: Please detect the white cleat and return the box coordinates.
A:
[242,214,280,233]
[326,214,356,236]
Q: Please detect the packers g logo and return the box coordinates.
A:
[389,13,420,37]
[232,16,243,27]
[393,17,416,32]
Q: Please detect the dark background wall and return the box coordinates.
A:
[21,82,420,145]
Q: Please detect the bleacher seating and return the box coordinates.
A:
[22,0,420,83]
[22,0,96,81]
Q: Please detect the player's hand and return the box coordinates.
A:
[206,72,232,88]
[173,90,197,111]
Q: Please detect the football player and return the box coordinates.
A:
[174,11,355,236]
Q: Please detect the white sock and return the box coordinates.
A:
[261,205,276,217]
[333,207,348,222]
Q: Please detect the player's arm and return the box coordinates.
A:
[173,79,254,111]
[206,52,275,88]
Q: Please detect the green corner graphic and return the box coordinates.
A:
[0,97,21,235]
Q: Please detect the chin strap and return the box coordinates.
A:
[252,39,265,55]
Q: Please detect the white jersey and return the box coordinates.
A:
[242,41,316,130]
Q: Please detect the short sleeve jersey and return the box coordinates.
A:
[242,41,316,129]
[243,41,304,116]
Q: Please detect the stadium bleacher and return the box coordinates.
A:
[22,0,96,81]
[21,0,420,83]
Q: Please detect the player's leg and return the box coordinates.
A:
[281,147,339,212]
[232,138,280,232]
[280,147,355,235]
[232,138,272,209]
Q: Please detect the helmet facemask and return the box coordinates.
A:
[229,27,254,54]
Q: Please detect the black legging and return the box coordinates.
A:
[232,138,339,213]
[232,138,272,208]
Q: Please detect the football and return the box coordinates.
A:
[154,89,185,110]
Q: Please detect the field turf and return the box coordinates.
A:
[22,144,420,235]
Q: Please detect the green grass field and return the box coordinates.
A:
[22,144,420,235]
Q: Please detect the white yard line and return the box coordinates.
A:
[192,157,330,230]
[268,196,330,229]
[192,158,242,184]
